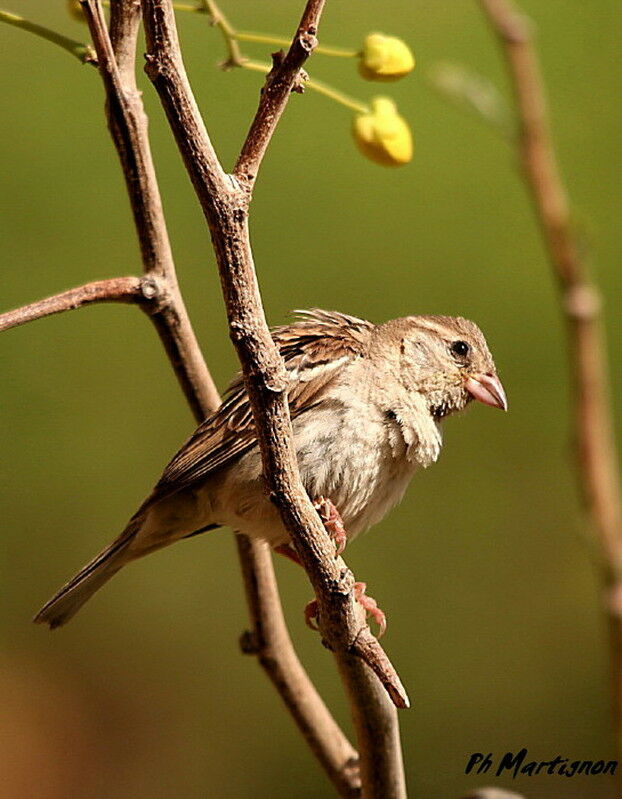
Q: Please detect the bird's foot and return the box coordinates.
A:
[354,581,387,638]
[312,495,347,556]
[304,581,387,638]
[273,543,301,565]
[304,598,321,631]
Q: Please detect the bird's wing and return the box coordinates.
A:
[151,310,373,500]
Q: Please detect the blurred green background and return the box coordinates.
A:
[1,1,621,797]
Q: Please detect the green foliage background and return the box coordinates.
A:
[1,1,621,797]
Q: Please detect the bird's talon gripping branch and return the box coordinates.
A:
[354,581,387,638]
[304,598,320,631]
[304,584,387,638]
[313,495,347,556]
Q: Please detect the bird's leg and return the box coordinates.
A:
[274,497,345,562]
[273,543,301,565]
[304,598,321,632]
[312,495,347,556]
[303,587,386,638]
[273,499,386,637]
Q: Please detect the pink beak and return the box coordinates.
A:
[464,373,508,411]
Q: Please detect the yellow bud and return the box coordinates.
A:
[352,97,413,167]
[358,33,415,82]
[66,0,85,22]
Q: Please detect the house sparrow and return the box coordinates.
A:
[34,309,507,630]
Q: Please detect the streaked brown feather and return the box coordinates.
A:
[152,309,373,500]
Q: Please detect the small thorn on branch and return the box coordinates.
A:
[293,68,309,94]
[82,46,99,65]
[239,629,261,654]
[299,31,318,54]
[265,49,285,80]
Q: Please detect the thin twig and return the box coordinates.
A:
[79,1,362,794]
[0,276,144,333]
[234,0,325,184]
[0,9,97,64]
[200,0,245,67]
[141,0,407,795]
[478,0,622,762]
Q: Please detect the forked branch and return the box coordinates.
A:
[87,0,362,794]
[2,0,408,794]
[140,0,407,793]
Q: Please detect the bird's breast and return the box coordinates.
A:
[293,398,417,539]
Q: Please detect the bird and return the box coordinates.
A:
[34,309,507,630]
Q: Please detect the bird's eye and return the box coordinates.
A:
[450,340,470,358]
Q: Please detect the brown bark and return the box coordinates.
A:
[141,0,408,794]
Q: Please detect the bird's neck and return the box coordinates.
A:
[376,385,443,468]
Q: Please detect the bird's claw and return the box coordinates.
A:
[304,498,385,637]
[354,581,387,638]
[304,598,320,631]
[313,495,347,556]
[304,582,387,638]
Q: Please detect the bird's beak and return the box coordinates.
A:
[464,373,508,411]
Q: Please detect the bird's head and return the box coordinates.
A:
[382,315,507,419]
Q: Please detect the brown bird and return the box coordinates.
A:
[34,309,507,630]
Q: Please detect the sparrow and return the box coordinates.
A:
[34,309,507,630]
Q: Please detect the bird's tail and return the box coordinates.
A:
[33,515,143,629]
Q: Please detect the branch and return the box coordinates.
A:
[0,276,145,333]
[237,536,360,797]
[234,0,324,184]
[141,0,407,795]
[0,9,97,64]
[81,0,219,419]
[79,1,362,794]
[479,0,622,759]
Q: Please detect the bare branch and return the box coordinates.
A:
[2,0,406,791]
[0,9,97,65]
[141,0,408,701]
[141,0,231,211]
[336,649,407,797]
[234,0,325,186]
[0,276,144,333]
[81,0,220,418]
[78,1,363,793]
[479,0,622,760]
[350,627,409,710]
[237,535,361,797]
[141,0,407,793]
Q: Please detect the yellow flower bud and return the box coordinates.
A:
[358,33,415,82]
[352,97,413,167]
[66,0,85,22]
